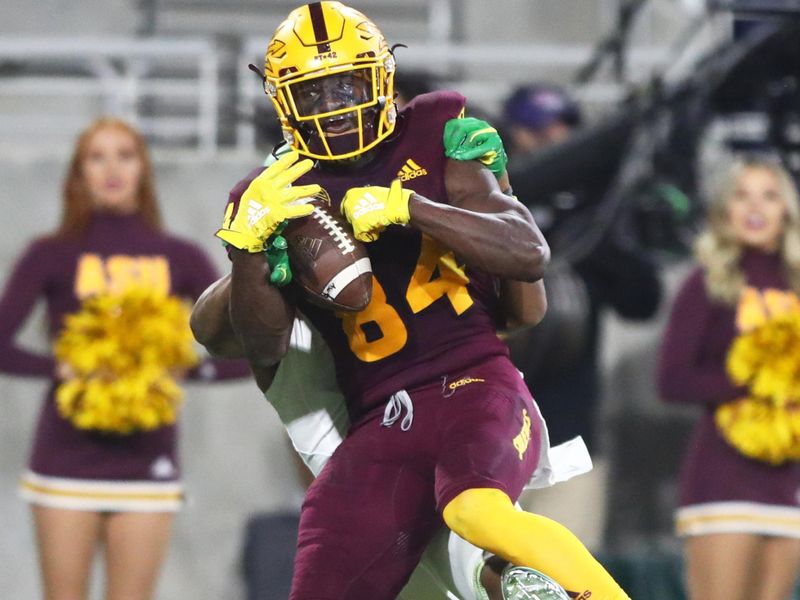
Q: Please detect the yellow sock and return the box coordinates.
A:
[443,488,630,600]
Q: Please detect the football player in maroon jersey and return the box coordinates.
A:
[198,3,630,599]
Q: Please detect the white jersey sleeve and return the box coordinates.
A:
[264,317,350,476]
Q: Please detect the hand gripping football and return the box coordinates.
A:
[283,201,372,312]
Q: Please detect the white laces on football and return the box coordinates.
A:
[381,390,414,431]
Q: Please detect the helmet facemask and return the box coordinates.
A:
[286,66,390,159]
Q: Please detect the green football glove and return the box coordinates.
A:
[443,117,508,178]
[216,149,320,252]
[265,233,292,287]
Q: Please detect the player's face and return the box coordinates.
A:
[292,69,373,135]
[727,166,788,252]
[82,126,143,214]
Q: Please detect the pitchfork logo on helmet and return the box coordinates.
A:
[264,1,398,160]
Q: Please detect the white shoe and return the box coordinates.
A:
[501,566,571,600]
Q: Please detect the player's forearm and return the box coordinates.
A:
[229,249,294,367]
[408,193,549,281]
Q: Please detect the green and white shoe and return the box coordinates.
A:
[501,566,571,600]
[472,557,492,600]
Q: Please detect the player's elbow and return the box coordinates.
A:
[504,312,544,333]
[504,286,547,331]
[196,333,245,360]
[239,329,291,369]
[190,305,241,359]
[517,295,547,328]
[518,242,550,282]
[190,276,242,357]
[190,305,216,349]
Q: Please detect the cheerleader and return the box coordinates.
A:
[0,118,248,600]
[659,156,800,600]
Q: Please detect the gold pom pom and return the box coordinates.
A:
[718,314,800,464]
[54,288,198,434]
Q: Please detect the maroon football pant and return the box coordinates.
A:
[289,356,541,600]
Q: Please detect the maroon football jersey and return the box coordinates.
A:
[232,91,510,419]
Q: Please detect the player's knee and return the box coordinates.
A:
[443,487,512,542]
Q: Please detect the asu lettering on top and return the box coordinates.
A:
[736,285,800,332]
[74,253,171,299]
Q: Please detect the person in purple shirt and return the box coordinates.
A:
[658,156,800,600]
[0,117,249,600]
[193,3,630,599]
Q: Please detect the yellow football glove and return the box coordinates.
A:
[340,179,413,242]
[216,150,320,252]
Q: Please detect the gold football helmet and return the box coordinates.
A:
[264,2,397,160]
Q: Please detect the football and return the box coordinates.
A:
[284,201,372,312]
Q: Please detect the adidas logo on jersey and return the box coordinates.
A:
[447,376,485,391]
[397,158,428,181]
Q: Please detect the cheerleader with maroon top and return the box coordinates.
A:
[0,118,249,600]
[659,156,800,600]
